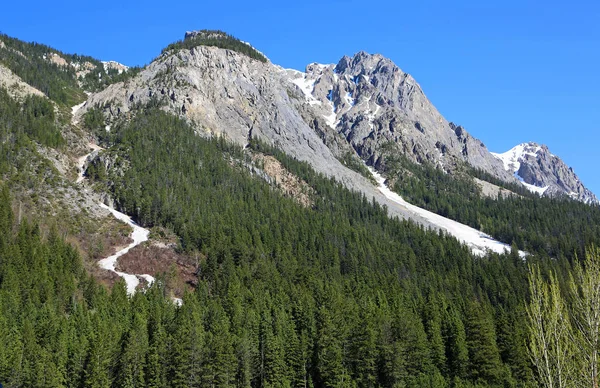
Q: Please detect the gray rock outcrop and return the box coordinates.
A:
[492,142,598,204]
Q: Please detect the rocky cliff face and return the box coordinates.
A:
[492,142,598,204]
[287,52,514,181]
[75,42,446,227]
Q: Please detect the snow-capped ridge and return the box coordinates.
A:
[492,142,597,203]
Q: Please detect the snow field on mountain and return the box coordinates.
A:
[369,168,526,258]
[491,144,549,195]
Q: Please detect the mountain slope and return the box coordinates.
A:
[3,30,600,388]
[72,31,599,256]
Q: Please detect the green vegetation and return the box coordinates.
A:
[81,64,143,92]
[72,106,555,386]
[338,150,377,184]
[0,33,85,105]
[0,33,138,102]
[2,30,600,387]
[527,247,600,387]
[4,102,600,386]
[0,88,64,175]
[162,30,268,63]
[381,150,600,260]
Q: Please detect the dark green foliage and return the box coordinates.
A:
[0,89,64,175]
[81,65,143,92]
[338,151,377,184]
[61,106,562,386]
[162,30,267,63]
[0,33,85,105]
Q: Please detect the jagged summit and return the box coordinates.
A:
[492,142,597,203]
[286,51,513,181]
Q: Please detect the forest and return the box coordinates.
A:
[0,33,140,104]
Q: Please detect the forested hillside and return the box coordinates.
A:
[0,103,543,386]
[69,105,567,387]
[0,33,140,103]
[2,31,599,388]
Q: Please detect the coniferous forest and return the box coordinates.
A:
[4,104,596,387]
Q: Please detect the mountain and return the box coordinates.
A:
[492,142,598,204]
[287,52,513,181]
[2,29,600,388]
[68,29,600,257]
[75,31,595,207]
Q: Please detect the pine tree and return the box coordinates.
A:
[117,312,149,388]
[443,306,469,381]
[169,294,205,387]
[465,300,504,385]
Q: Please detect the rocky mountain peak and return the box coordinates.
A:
[75,35,595,207]
[287,51,513,181]
[492,143,597,203]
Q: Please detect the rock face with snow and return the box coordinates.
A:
[75,33,595,206]
[287,52,514,181]
[76,39,439,227]
[102,61,129,74]
[492,142,598,204]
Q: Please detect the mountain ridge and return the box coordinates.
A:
[72,30,596,205]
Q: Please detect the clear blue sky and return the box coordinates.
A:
[3,0,599,194]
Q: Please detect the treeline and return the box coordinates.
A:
[81,65,143,92]
[383,153,600,260]
[73,106,556,386]
[162,30,268,63]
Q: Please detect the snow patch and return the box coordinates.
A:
[290,73,322,106]
[98,203,154,295]
[492,143,549,195]
[344,91,355,107]
[365,104,380,131]
[71,100,86,116]
[519,181,549,195]
[369,168,526,258]
[102,60,129,74]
